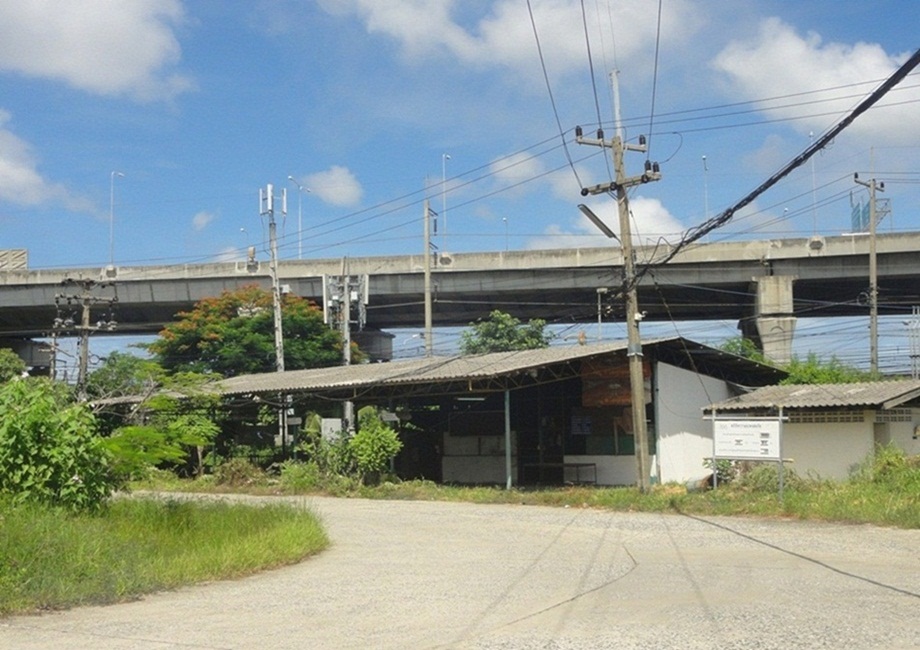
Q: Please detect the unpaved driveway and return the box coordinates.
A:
[2,495,918,649]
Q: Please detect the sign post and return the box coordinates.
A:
[711,414,785,502]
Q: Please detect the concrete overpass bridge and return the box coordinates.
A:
[1,232,919,365]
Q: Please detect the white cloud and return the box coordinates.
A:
[192,210,215,231]
[489,152,548,197]
[320,0,698,80]
[712,17,920,143]
[302,166,364,207]
[526,194,684,250]
[0,109,92,212]
[214,246,243,263]
[0,0,193,102]
[742,133,791,176]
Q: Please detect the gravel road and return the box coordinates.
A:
[2,495,918,649]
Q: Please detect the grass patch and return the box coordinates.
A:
[135,447,920,530]
[0,497,327,616]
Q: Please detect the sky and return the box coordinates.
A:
[2,1,919,371]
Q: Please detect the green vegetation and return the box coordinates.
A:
[102,372,221,482]
[719,336,878,384]
[459,309,552,354]
[0,348,27,383]
[0,378,114,512]
[85,351,165,400]
[0,497,328,615]
[143,445,920,530]
[148,284,356,377]
[780,352,877,384]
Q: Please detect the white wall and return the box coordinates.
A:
[562,455,636,486]
[655,362,732,484]
[783,417,874,480]
[880,411,920,457]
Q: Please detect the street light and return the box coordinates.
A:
[287,176,310,259]
[441,153,450,242]
[109,171,124,267]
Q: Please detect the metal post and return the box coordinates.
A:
[109,171,124,268]
[596,287,607,341]
[504,389,512,490]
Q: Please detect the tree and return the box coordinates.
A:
[781,353,875,385]
[85,351,165,400]
[459,310,552,354]
[0,378,113,511]
[148,285,355,377]
[0,348,26,383]
[718,337,771,366]
[103,371,221,480]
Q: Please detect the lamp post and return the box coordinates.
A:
[109,171,124,267]
[441,153,450,242]
[287,176,309,260]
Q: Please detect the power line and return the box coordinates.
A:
[639,46,920,280]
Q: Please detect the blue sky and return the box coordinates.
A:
[2,1,919,369]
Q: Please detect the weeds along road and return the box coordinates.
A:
[2,495,919,649]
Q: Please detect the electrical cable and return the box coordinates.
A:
[637,46,920,283]
[645,0,664,160]
[526,0,583,189]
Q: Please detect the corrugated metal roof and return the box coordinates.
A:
[218,339,638,396]
[708,380,920,411]
[217,337,783,397]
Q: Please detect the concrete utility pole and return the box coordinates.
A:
[53,279,117,399]
[259,184,288,449]
[854,173,884,374]
[576,126,661,492]
[423,199,434,357]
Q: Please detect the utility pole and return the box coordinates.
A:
[854,173,884,374]
[259,184,288,450]
[423,199,435,356]
[576,126,661,492]
[53,279,118,399]
[321,269,366,431]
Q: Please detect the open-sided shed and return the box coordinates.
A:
[218,337,783,486]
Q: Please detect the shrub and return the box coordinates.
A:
[734,462,808,492]
[351,407,402,485]
[278,460,322,492]
[853,444,920,490]
[0,378,114,511]
[702,458,736,485]
[213,457,267,487]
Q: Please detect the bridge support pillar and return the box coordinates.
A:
[0,338,51,375]
[741,275,797,366]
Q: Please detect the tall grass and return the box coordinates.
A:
[0,497,327,615]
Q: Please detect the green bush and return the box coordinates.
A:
[853,444,920,490]
[0,379,113,511]
[702,458,736,485]
[298,426,355,478]
[734,462,809,492]
[279,460,322,492]
[351,407,402,485]
[213,457,267,487]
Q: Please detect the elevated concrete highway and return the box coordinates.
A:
[1,232,919,362]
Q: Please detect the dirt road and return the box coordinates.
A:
[2,496,918,649]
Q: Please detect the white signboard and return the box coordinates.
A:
[713,419,781,460]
